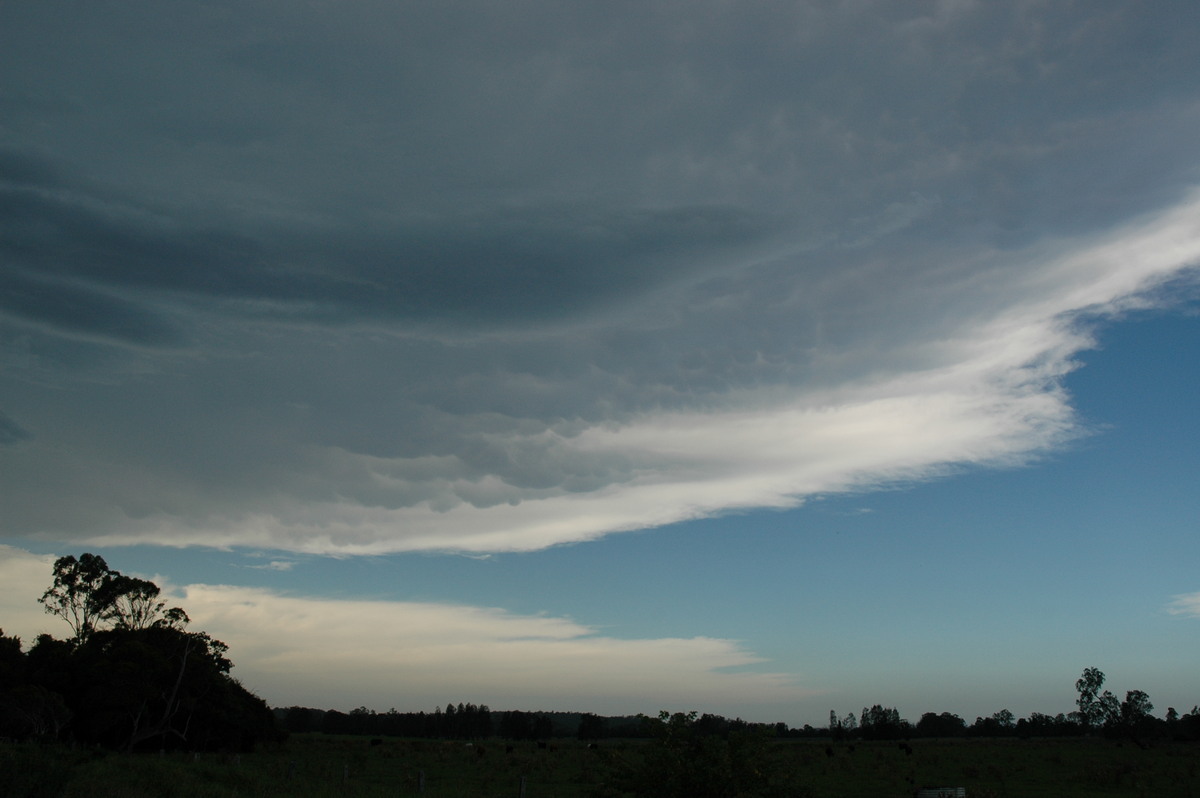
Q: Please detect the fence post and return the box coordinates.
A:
[519,774,527,798]
[418,769,425,793]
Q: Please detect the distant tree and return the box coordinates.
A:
[283,705,316,733]
[694,713,730,737]
[1166,706,1179,730]
[532,713,554,740]
[830,709,857,738]
[1074,667,1159,739]
[578,712,606,740]
[1098,690,1120,729]
[915,711,965,738]
[500,710,534,740]
[1075,667,1107,730]
[859,705,908,740]
[968,709,1019,737]
[1178,707,1200,741]
[1118,689,1156,741]
[1017,711,1077,738]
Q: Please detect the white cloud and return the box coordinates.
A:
[177,583,810,716]
[0,545,61,642]
[244,560,297,572]
[1165,593,1200,618]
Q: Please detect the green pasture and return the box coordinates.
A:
[3,735,1197,797]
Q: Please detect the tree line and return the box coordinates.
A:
[0,554,279,752]
[824,668,1200,744]
[281,672,1200,744]
[277,704,647,740]
[279,679,1200,745]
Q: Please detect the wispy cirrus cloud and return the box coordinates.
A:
[243,560,298,572]
[1166,593,1200,618]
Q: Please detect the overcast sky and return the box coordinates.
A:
[3,1,1200,726]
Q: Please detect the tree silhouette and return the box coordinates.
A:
[18,553,279,751]
[915,711,965,737]
[859,705,908,740]
[101,574,185,631]
[1075,667,1107,730]
[38,554,187,644]
[38,554,114,643]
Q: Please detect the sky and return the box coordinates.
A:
[2,1,1200,728]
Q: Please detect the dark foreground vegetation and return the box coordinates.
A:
[1,554,279,752]
[5,732,1200,798]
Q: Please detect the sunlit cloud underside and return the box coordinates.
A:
[32,195,1200,555]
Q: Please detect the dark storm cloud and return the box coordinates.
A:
[0,410,31,446]
[0,269,183,347]
[1,137,771,332]
[3,1,1200,551]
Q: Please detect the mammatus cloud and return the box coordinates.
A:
[0,546,810,716]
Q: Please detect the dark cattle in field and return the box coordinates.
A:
[369,738,383,747]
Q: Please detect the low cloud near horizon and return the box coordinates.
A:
[0,545,810,717]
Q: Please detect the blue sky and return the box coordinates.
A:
[3,2,1200,727]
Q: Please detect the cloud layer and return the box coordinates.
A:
[3,2,1200,554]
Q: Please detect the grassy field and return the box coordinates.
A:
[3,734,1198,797]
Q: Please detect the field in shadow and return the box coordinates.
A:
[4,734,1199,798]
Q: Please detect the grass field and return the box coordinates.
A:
[3,734,1198,797]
